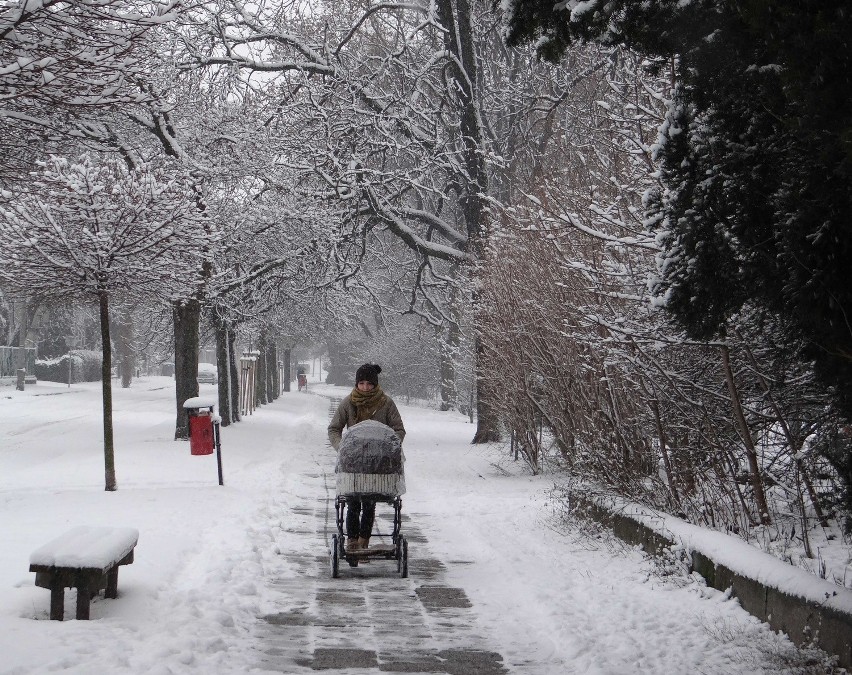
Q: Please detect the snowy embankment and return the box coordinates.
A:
[628,503,852,614]
[0,377,844,673]
[570,492,852,669]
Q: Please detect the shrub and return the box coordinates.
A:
[35,350,102,383]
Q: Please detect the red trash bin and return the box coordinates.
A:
[183,397,224,485]
[189,412,214,456]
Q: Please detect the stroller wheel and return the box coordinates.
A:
[330,535,340,578]
[397,537,408,579]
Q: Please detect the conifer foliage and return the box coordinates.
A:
[502,0,852,420]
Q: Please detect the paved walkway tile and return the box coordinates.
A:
[254,400,507,673]
[256,476,508,673]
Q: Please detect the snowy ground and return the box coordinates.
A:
[0,376,843,673]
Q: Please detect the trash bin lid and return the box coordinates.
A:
[183,396,216,410]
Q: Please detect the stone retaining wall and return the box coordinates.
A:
[573,496,852,669]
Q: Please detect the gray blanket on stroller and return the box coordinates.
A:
[336,420,405,496]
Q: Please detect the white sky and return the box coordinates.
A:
[0,371,846,673]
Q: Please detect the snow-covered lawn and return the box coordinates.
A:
[0,377,842,673]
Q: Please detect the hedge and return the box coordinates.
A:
[35,350,102,383]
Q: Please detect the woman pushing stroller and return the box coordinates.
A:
[328,363,406,553]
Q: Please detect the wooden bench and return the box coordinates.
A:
[29,526,139,620]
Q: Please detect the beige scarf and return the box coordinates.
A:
[350,385,387,423]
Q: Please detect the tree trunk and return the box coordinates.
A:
[472,334,501,442]
[229,329,241,423]
[215,318,232,426]
[735,331,830,528]
[99,291,117,491]
[435,0,495,441]
[15,298,38,390]
[256,332,268,405]
[173,299,200,440]
[435,0,487,244]
[720,344,771,525]
[115,303,134,389]
[650,395,680,504]
[283,347,292,392]
[267,338,277,401]
[438,322,459,411]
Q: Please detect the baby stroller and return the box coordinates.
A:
[330,420,408,578]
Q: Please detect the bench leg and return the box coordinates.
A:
[75,583,91,620]
[49,581,64,621]
[106,568,119,599]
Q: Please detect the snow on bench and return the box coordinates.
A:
[29,526,139,620]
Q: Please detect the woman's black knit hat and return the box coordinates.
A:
[355,363,381,386]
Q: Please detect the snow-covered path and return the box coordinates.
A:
[0,378,816,674]
[250,396,506,673]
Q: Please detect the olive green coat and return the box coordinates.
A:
[327,394,406,450]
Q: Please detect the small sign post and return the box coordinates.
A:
[63,336,77,388]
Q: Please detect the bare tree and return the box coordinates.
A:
[477,41,848,543]
[0,155,204,489]
[0,0,185,187]
[168,0,516,438]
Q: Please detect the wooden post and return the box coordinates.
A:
[239,353,258,416]
[50,579,64,621]
[240,356,248,416]
[106,568,119,599]
[75,580,91,620]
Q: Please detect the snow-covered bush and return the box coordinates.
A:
[35,350,102,383]
[475,39,851,577]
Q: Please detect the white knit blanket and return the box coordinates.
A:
[336,471,406,497]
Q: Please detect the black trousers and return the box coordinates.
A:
[345,497,376,539]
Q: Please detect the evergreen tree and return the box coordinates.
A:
[502,1,852,419]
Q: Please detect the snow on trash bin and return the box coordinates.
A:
[336,420,405,496]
